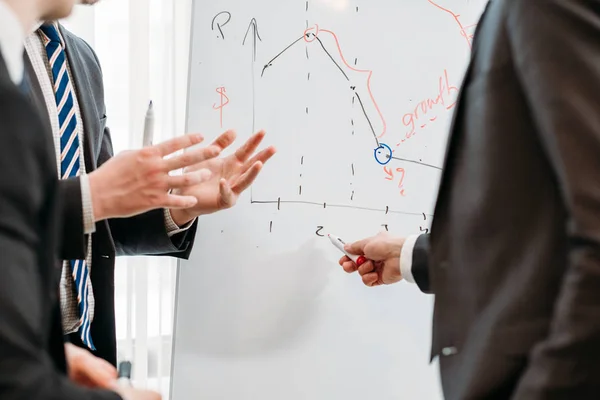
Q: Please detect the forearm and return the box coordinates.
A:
[58,178,86,260]
[108,209,197,258]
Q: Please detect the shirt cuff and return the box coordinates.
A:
[164,209,195,237]
[80,174,96,235]
[400,234,420,284]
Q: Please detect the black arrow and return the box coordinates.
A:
[242,18,263,137]
[243,18,262,61]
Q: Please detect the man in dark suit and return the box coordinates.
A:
[23,2,275,365]
[340,0,600,398]
[0,0,162,398]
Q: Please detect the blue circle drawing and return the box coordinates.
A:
[374,143,392,165]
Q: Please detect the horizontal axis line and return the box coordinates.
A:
[251,199,432,217]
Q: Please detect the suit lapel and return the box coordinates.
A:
[58,24,98,171]
[22,53,53,133]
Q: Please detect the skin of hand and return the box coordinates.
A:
[88,133,221,221]
[169,129,277,226]
[339,232,405,287]
[64,343,117,389]
[111,386,162,400]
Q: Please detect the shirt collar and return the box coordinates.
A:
[0,1,26,85]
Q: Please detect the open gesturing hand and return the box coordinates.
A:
[169,130,276,225]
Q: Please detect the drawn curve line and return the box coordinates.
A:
[318,29,387,139]
[426,0,475,49]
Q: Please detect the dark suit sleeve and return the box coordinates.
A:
[58,177,86,260]
[411,234,432,294]
[507,1,600,398]
[0,87,120,400]
[83,40,198,259]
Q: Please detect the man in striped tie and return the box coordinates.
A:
[23,0,276,367]
[0,0,172,399]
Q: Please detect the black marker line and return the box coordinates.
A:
[242,18,262,61]
[388,155,442,171]
[270,221,273,232]
[351,163,355,175]
[251,199,432,217]
[261,36,305,77]
[355,92,379,147]
[211,11,231,40]
[314,36,349,81]
[351,190,355,200]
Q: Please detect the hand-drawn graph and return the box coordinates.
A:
[260,24,441,172]
[242,16,452,223]
[216,0,485,229]
[245,23,443,221]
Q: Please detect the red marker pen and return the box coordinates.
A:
[328,234,367,266]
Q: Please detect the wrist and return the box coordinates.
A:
[88,171,109,221]
[169,208,194,227]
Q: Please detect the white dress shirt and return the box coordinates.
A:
[24,25,193,334]
[0,1,25,85]
[400,234,421,284]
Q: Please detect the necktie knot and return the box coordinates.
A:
[39,24,61,45]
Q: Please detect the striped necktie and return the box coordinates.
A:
[39,24,95,350]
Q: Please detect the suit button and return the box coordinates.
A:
[441,346,458,356]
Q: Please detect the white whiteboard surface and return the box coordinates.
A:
[172,1,487,399]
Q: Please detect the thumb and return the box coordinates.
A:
[218,179,235,208]
[344,237,370,256]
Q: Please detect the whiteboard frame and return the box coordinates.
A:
[169,0,198,397]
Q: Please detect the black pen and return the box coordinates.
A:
[117,361,132,386]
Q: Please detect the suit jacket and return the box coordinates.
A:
[411,1,600,398]
[24,25,199,366]
[0,51,120,400]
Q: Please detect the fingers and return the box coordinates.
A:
[163,145,221,172]
[244,145,277,170]
[154,133,204,157]
[87,357,118,389]
[338,255,351,266]
[231,161,263,195]
[341,260,357,273]
[219,178,236,208]
[362,272,381,287]
[211,129,237,151]
[234,130,266,162]
[344,237,370,256]
[166,169,212,188]
[357,260,376,276]
[159,194,198,209]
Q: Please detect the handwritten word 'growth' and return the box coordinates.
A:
[398,69,458,146]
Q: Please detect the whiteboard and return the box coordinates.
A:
[172,1,487,399]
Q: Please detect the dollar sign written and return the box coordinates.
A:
[213,86,230,128]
